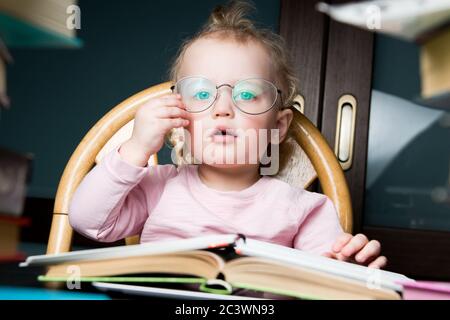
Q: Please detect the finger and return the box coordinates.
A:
[156,106,189,119]
[322,252,336,259]
[162,118,190,129]
[355,240,381,264]
[340,233,368,258]
[149,94,183,109]
[159,96,186,110]
[323,249,349,262]
[332,233,353,253]
[161,93,182,100]
[368,256,387,269]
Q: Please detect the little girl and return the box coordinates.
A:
[69,1,386,269]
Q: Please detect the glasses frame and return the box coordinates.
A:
[170,76,283,115]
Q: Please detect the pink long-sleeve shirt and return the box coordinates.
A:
[69,146,344,255]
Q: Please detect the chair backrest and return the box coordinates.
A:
[46,82,352,255]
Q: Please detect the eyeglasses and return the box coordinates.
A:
[170,76,283,115]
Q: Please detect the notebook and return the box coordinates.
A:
[397,280,450,300]
[91,282,267,300]
[20,233,414,300]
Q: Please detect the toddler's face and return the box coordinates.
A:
[177,37,291,169]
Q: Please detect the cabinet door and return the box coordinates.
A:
[279,0,329,125]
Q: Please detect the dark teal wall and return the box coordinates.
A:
[372,34,421,100]
[0,0,280,198]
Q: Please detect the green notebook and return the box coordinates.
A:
[21,233,411,299]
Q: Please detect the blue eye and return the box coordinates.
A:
[236,91,256,101]
[194,91,211,100]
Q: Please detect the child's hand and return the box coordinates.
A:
[120,93,190,166]
[322,233,387,269]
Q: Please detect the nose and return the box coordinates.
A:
[211,86,235,119]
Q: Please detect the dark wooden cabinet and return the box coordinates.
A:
[279,0,450,280]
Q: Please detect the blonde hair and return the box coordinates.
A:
[165,0,299,173]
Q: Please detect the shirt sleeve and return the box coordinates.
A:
[68,145,177,242]
[292,192,344,255]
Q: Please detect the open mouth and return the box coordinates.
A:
[212,129,237,137]
[209,127,238,143]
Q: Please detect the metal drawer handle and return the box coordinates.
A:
[334,94,357,170]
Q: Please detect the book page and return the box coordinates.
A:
[20,233,238,267]
[235,238,414,292]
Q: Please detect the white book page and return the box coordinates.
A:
[19,234,239,267]
[235,238,415,292]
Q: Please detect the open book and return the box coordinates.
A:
[20,234,414,300]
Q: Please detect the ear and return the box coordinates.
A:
[275,108,294,144]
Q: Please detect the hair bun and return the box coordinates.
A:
[206,0,256,31]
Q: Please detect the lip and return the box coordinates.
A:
[210,134,238,144]
[208,125,239,144]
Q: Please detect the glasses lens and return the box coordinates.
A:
[174,77,279,114]
[175,77,216,112]
[233,79,278,114]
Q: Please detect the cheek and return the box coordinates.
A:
[247,115,278,147]
[185,112,195,126]
[239,112,270,128]
[185,113,198,136]
[232,118,270,155]
[240,115,276,138]
[185,115,205,149]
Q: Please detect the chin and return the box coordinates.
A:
[206,163,247,169]
[198,154,258,169]
[195,145,249,166]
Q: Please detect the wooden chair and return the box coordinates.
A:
[46,82,353,255]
